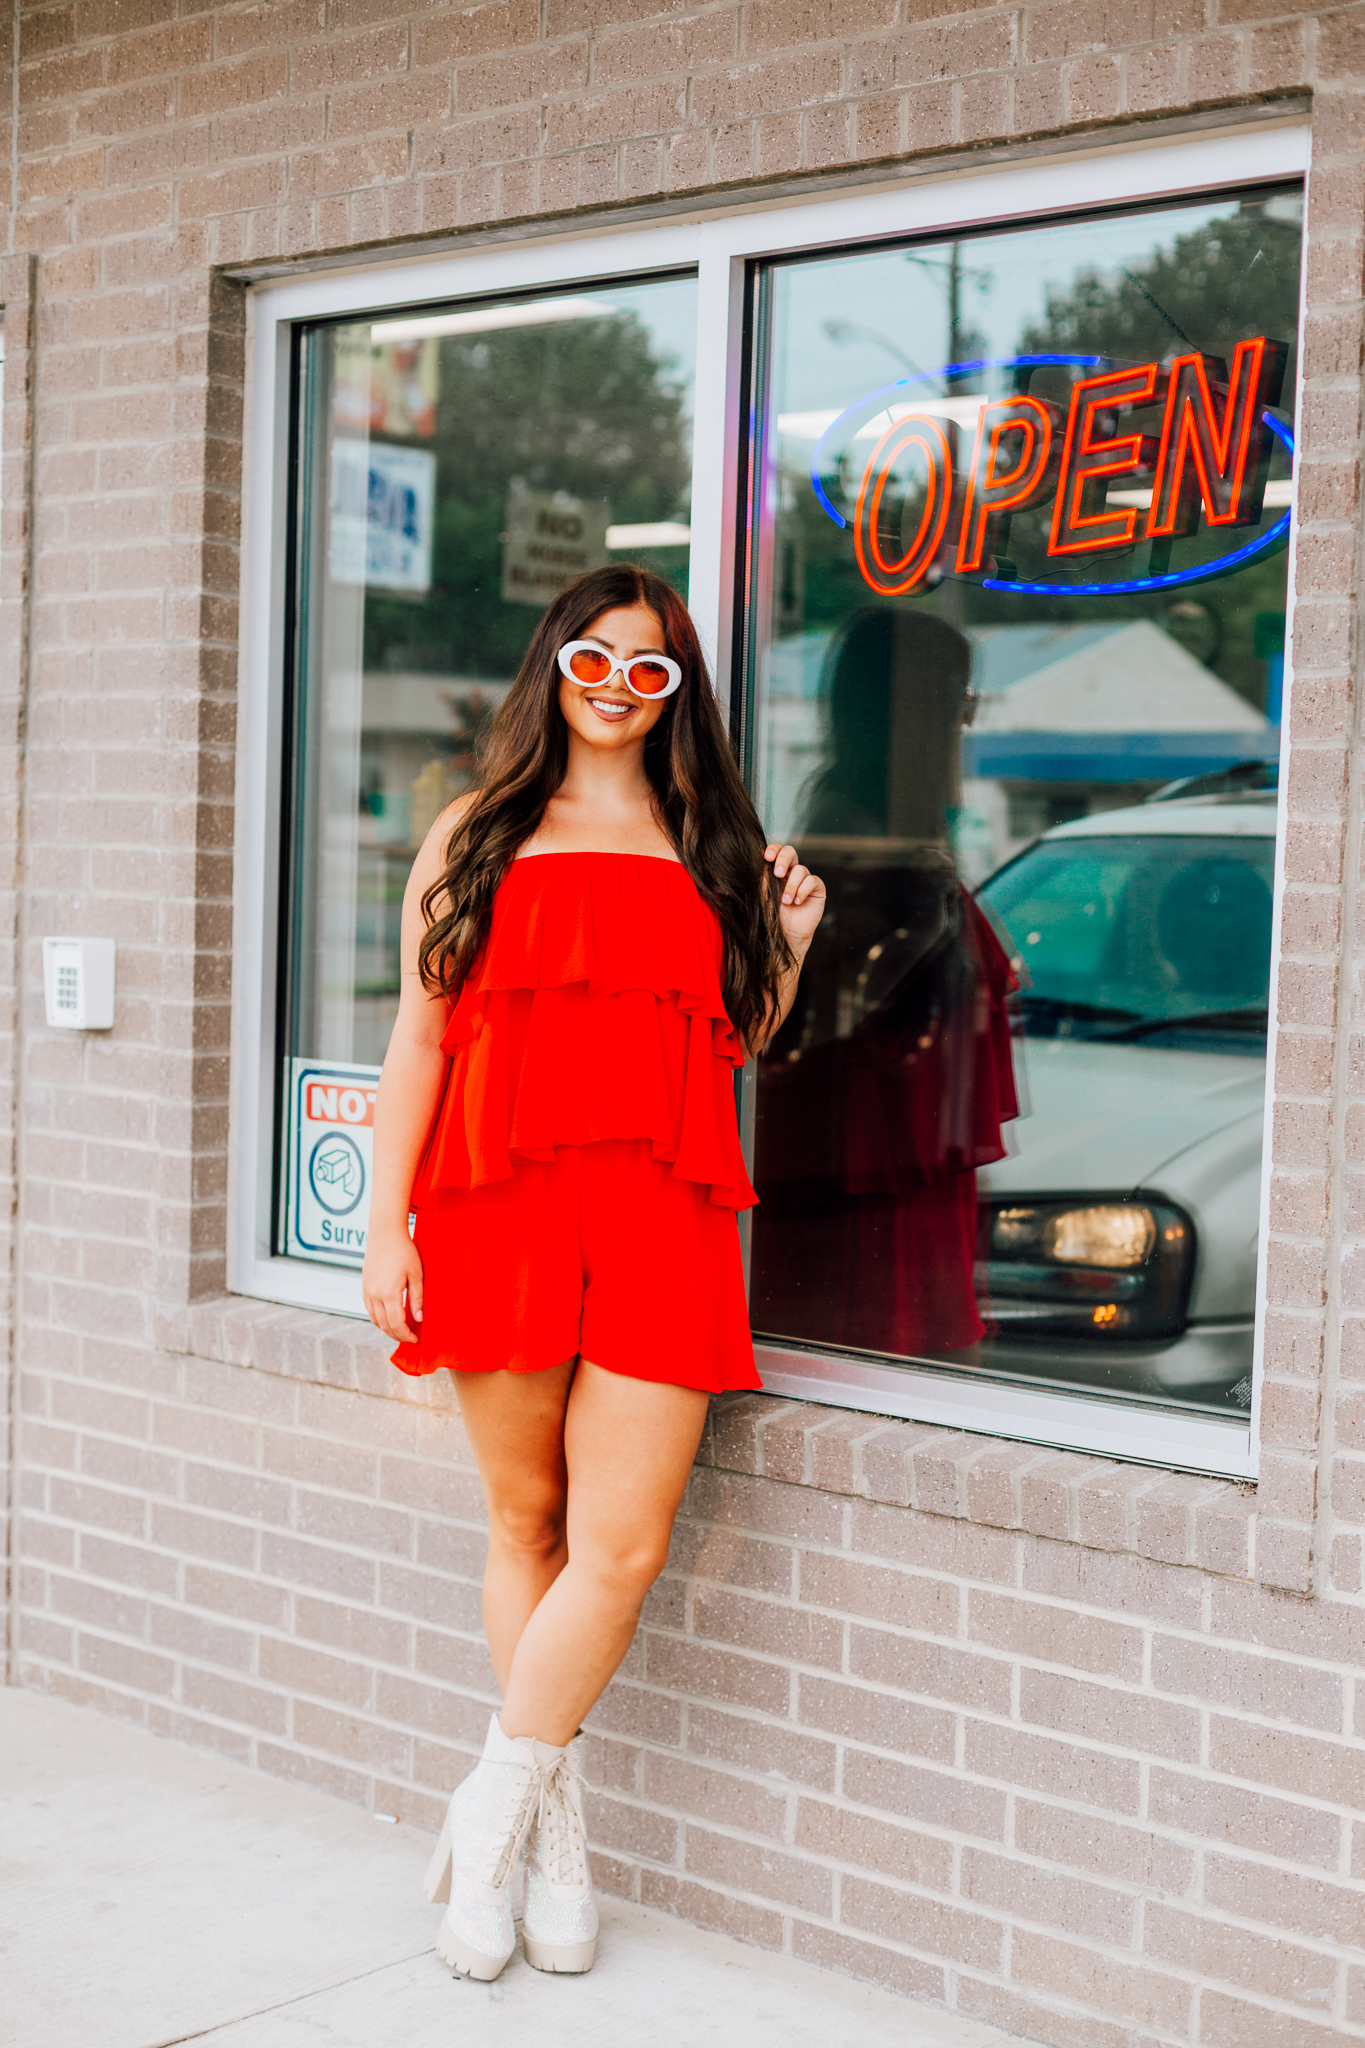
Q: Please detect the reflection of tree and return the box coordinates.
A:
[782,196,1300,711]
[1003,195,1300,709]
[1019,197,1301,376]
[362,312,691,677]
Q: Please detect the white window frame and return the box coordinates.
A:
[234,119,1311,1478]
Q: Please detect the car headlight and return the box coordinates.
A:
[977,1197,1195,1341]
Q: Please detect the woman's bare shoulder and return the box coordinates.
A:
[436,788,479,838]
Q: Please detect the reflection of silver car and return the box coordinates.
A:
[975,782,1276,1414]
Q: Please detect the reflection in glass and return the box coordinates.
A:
[281,278,697,1264]
[747,187,1301,1417]
[751,607,1019,1360]
[286,277,697,1070]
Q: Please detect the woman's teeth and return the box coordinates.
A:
[587,698,632,719]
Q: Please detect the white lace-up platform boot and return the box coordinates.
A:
[423,1712,565,1981]
[521,1734,598,1973]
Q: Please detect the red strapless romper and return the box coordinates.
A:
[390,852,763,1394]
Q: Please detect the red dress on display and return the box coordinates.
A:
[750,894,1019,1357]
[390,852,762,1394]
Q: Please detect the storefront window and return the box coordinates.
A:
[280,275,698,1264]
[744,187,1301,1418]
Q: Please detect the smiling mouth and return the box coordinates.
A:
[585,697,634,720]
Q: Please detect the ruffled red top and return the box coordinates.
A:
[411,852,757,1212]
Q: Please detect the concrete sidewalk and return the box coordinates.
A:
[0,1686,1030,2048]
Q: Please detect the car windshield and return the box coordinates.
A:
[978,831,1275,1046]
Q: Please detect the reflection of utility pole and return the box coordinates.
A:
[831,246,988,630]
[903,242,989,380]
[828,248,989,387]
[938,242,972,627]
[948,242,962,372]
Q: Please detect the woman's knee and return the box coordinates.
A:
[576,1526,673,1604]
[487,1485,567,1563]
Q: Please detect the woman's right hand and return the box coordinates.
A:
[363,1226,425,1345]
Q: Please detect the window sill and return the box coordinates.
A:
[164,1294,411,1405]
[157,1294,1308,1594]
[697,1392,1272,1587]
[753,1342,1254,1482]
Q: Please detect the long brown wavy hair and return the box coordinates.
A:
[418,563,792,1048]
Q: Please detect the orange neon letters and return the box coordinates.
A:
[853,412,956,597]
[848,339,1286,594]
[1047,365,1162,557]
[1145,338,1286,538]
[955,396,1058,574]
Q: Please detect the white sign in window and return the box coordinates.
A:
[501,479,609,607]
[285,1059,381,1267]
[329,440,436,594]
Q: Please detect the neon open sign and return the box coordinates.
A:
[810,346,1294,599]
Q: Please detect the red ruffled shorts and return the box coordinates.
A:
[390,1138,761,1395]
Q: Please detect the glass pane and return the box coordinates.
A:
[746,188,1301,1417]
[282,276,698,1265]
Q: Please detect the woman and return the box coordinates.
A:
[361,564,825,1984]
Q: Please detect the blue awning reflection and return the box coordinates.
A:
[962,730,1280,783]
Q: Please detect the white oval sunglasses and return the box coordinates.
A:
[556,639,683,700]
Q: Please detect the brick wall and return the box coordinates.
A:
[3,0,1365,2040]
[15,1307,1365,2044]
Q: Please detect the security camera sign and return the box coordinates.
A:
[286,1059,382,1267]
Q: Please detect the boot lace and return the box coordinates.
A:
[538,1754,589,1891]
[475,1760,542,1891]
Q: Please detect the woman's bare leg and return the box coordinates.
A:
[498,1360,709,1745]
[452,1360,576,1692]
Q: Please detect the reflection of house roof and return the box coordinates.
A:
[966,620,1266,734]
[764,620,1270,738]
[966,622,1118,694]
[765,617,1275,787]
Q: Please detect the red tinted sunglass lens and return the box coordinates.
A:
[627,660,672,696]
[568,648,613,684]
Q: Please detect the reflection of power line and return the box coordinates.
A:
[1118,267,1198,350]
[825,245,995,386]
[823,319,920,376]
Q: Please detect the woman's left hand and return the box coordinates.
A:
[765,843,826,955]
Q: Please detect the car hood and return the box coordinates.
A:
[981,1035,1266,1195]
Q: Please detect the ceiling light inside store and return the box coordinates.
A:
[606,522,692,548]
[1108,480,1293,510]
[779,397,989,443]
[371,296,616,341]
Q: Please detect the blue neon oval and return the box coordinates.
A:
[808,359,1294,599]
